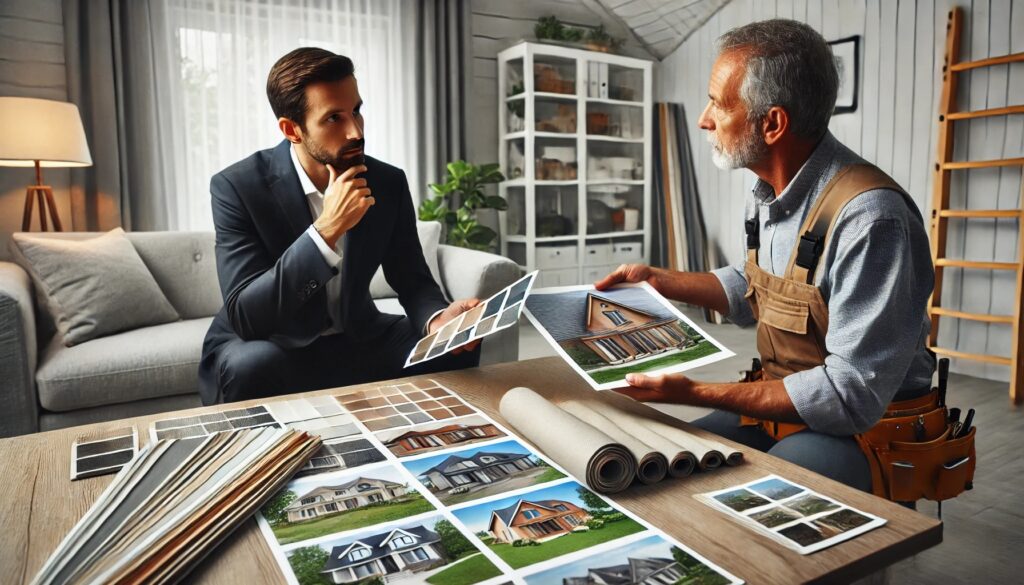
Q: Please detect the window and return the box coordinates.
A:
[300,497,317,505]
[161,0,427,230]
[368,493,383,503]
[352,562,376,578]
[451,474,472,485]
[357,483,372,491]
[594,338,629,361]
[479,456,496,463]
[390,534,416,548]
[400,548,429,564]
[554,504,569,512]
[325,503,338,512]
[522,509,540,520]
[603,310,630,326]
[348,547,370,562]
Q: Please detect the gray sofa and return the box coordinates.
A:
[0,231,521,437]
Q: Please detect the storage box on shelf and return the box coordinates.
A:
[497,41,652,287]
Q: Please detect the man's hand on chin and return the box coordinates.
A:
[428,298,482,354]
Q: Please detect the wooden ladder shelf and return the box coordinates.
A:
[929,7,1024,404]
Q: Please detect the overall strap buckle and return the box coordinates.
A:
[795,232,824,272]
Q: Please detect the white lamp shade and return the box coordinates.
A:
[0,97,93,168]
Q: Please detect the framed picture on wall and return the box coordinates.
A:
[828,35,859,114]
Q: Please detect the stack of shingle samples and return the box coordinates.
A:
[32,428,320,585]
[499,387,742,493]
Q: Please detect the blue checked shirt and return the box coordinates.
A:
[712,132,936,435]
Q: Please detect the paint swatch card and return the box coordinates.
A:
[697,475,885,554]
[405,271,537,367]
[71,427,138,480]
[524,281,734,390]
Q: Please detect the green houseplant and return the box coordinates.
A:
[418,161,507,251]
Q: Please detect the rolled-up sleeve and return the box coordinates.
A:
[712,263,756,327]
[784,207,932,435]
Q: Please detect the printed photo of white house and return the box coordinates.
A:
[376,415,506,457]
[284,515,502,585]
[402,439,566,505]
[451,481,645,569]
[523,534,737,585]
[524,283,732,389]
[259,464,435,545]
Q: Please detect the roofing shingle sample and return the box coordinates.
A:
[525,288,678,341]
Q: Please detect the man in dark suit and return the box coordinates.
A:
[198,47,480,405]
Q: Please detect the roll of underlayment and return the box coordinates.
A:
[499,386,636,493]
[566,399,698,478]
[559,400,668,484]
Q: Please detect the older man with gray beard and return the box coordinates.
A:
[595,19,935,492]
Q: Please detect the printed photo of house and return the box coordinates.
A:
[284,476,408,523]
[402,439,566,505]
[284,516,502,585]
[524,284,731,387]
[260,464,435,545]
[376,415,505,457]
[488,498,591,543]
[451,481,645,569]
[524,534,735,585]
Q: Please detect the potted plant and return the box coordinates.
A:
[418,160,507,251]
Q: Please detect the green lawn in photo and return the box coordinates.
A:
[713,489,770,512]
[588,341,720,384]
[487,518,645,569]
[534,467,566,483]
[425,553,502,585]
[271,496,435,545]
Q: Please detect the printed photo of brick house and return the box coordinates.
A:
[524,284,729,387]
[452,481,645,569]
[488,498,591,543]
[376,415,505,457]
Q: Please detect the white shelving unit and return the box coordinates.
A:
[497,42,653,287]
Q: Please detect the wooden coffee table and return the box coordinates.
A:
[0,357,941,584]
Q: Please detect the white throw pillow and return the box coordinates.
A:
[369,220,444,299]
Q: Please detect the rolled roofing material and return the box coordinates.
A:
[499,387,635,493]
[567,399,698,478]
[560,400,668,484]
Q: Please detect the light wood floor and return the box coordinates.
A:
[517,308,1023,584]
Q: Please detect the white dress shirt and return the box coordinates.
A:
[290,144,344,335]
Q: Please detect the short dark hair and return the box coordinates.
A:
[266,47,354,127]
[716,20,838,140]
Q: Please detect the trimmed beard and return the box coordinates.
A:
[707,123,767,170]
[303,137,366,173]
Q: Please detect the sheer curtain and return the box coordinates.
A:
[157,0,428,230]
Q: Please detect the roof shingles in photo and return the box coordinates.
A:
[526,288,677,341]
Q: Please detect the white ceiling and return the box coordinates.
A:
[593,0,733,59]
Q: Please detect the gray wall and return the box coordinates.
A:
[0,0,71,260]
[655,0,1023,382]
[469,0,654,166]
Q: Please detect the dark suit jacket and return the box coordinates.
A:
[198,139,447,403]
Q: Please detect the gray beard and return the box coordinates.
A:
[708,126,767,170]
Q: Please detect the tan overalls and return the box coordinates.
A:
[739,163,976,502]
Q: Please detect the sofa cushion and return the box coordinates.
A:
[369,221,443,299]
[10,228,180,346]
[127,232,222,319]
[36,317,210,412]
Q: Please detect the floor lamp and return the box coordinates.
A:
[0,97,93,232]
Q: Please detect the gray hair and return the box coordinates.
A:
[715,19,839,140]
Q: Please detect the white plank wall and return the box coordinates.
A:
[0,0,69,260]
[655,0,1023,382]
[468,0,653,165]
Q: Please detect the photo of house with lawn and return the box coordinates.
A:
[285,516,502,585]
[402,439,566,505]
[451,480,645,569]
[260,464,434,545]
[525,285,725,385]
[378,415,505,457]
[524,534,733,585]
